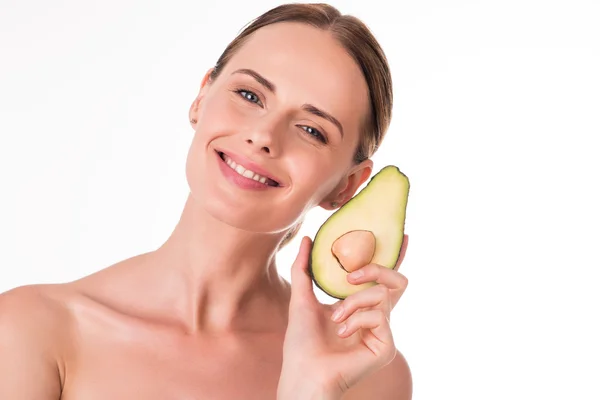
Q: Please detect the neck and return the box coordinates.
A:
[150,193,292,335]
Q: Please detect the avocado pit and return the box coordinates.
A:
[331,230,376,273]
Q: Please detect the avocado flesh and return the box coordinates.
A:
[309,165,409,299]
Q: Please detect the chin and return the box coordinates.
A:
[191,186,296,235]
[184,142,297,235]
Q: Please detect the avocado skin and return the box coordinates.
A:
[308,165,409,300]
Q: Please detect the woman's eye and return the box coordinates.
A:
[236,89,262,106]
[301,125,327,144]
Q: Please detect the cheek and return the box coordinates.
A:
[185,95,241,180]
[193,89,244,136]
[287,154,340,206]
[204,90,261,129]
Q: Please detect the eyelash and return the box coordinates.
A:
[233,88,328,144]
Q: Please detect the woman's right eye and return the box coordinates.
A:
[235,89,263,106]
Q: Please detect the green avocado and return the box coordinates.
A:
[309,165,410,299]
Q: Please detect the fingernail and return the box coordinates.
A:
[331,307,344,322]
[337,324,347,335]
[348,270,364,280]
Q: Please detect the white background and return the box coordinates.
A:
[1,0,599,398]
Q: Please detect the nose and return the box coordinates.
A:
[244,116,284,157]
[245,136,274,155]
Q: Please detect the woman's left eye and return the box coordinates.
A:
[235,89,262,106]
[300,125,327,144]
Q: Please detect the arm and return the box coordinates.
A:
[343,350,413,400]
[0,286,64,399]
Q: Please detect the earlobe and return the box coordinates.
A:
[318,160,373,211]
[188,68,214,129]
[320,199,343,211]
[189,97,202,129]
[318,177,349,211]
[343,160,374,199]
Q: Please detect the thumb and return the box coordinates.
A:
[290,236,318,305]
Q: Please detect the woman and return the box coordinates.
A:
[0,3,411,399]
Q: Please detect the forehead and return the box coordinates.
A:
[221,22,370,137]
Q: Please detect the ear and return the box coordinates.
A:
[189,68,214,129]
[319,159,373,210]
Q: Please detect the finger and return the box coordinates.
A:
[335,313,397,390]
[331,284,391,323]
[346,264,408,308]
[394,234,409,270]
[290,236,317,305]
[346,263,408,292]
[330,234,408,313]
[336,309,393,348]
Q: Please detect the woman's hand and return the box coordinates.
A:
[277,234,409,400]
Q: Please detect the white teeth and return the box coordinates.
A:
[222,153,271,185]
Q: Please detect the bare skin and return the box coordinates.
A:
[0,230,410,399]
[0,22,412,399]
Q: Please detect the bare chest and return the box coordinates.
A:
[61,328,285,400]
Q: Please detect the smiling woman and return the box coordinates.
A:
[0,3,411,400]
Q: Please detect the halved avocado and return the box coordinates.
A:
[308,165,409,299]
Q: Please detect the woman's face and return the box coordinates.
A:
[186,22,372,234]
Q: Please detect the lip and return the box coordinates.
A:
[214,149,283,186]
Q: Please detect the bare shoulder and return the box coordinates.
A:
[0,283,73,340]
[0,284,76,397]
[343,349,413,400]
[0,283,76,354]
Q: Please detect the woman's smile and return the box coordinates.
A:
[216,149,282,190]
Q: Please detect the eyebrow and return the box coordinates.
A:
[231,68,344,138]
[233,68,276,93]
[301,104,344,139]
